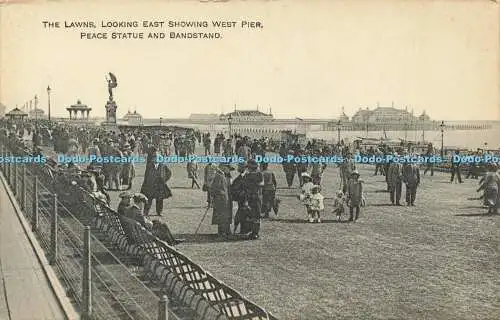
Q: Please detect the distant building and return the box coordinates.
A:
[0,103,6,118]
[220,108,274,122]
[28,108,47,120]
[351,105,422,123]
[122,110,143,125]
[338,106,349,122]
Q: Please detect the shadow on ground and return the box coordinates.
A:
[454,212,499,217]
[176,233,252,244]
[272,218,350,224]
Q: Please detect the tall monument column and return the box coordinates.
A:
[102,72,120,133]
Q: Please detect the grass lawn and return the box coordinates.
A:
[104,151,499,320]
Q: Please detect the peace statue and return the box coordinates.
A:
[106,72,118,101]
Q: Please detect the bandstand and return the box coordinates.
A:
[5,107,28,122]
[66,100,91,120]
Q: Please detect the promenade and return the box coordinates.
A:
[0,175,67,320]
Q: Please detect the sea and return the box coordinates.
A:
[308,128,500,150]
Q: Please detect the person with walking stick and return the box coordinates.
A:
[210,163,234,240]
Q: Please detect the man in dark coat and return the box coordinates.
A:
[402,162,420,206]
[140,147,172,216]
[387,155,403,205]
[450,149,463,183]
[243,159,264,239]
[211,164,233,239]
[231,164,251,234]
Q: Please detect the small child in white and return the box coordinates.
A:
[309,185,324,223]
[332,190,346,221]
[299,173,315,222]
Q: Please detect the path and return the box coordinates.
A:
[0,178,67,320]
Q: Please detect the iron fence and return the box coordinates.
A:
[0,135,278,320]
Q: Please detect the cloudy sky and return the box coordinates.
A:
[1,0,498,120]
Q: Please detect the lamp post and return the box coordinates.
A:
[365,116,368,138]
[421,117,425,144]
[404,120,408,142]
[227,114,233,137]
[439,120,445,158]
[47,86,51,121]
[159,117,162,127]
[337,120,341,144]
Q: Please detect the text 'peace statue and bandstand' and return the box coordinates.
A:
[42,20,264,40]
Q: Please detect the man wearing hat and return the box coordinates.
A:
[231,163,251,234]
[211,163,234,239]
[120,143,135,190]
[140,147,172,216]
[387,154,403,205]
[117,191,133,216]
[203,160,217,207]
[346,170,363,221]
[402,162,420,206]
[243,159,264,239]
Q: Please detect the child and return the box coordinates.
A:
[309,185,325,223]
[332,190,346,221]
[299,173,315,222]
[187,160,200,189]
[346,170,363,222]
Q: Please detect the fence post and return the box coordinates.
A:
[82,226,92,320]
[158,295,169,320]
[50,194,58,265]
[0,143,3,172]
[21,166,27,210]
[13,163,17,196]
[32,176,39,232]
[6,151,10,183]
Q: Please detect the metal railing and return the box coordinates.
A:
[0,135,278,320]
[0,137,179,320]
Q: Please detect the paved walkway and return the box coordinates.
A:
[0,183,66,320]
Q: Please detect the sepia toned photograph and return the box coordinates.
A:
[0,1,499,319]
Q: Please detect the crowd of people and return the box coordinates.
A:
[0,118,498,244]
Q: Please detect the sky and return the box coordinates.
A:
[1,0,499,120]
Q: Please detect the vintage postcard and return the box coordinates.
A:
[0,1,499,320]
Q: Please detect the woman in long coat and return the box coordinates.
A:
[211,164,233,238]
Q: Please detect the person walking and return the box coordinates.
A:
[450,149,463,183]
[387,154,403,205]
[402,162,420,206]
[211,164,233,239]
[346,170,363,222]
[260,163,277,218]
[140,147,173,216]
[243,159,264,239]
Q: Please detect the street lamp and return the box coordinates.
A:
[365,116,369,138]
[227,114,233,137]
[421,116,425,144]
[337,120,341,144]
[159,117,162,127]
[404,120,408,142]
[439,120,445,157]
[47,86,51,121]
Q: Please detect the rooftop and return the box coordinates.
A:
[6,107,27,116]
[67,100,91,109]
[225,109,272,117]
